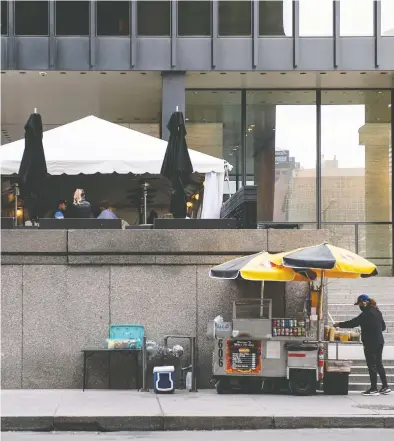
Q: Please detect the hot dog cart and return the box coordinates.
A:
[207,298,324,395]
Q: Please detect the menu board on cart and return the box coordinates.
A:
[226,340,262,375]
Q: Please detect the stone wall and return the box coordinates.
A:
[1,228,328,389]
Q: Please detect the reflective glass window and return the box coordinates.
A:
[56,1,90,36]
[299,0,333,36]
[259,0,293,36]
[186,90,242,194]
[1,0,8,35]
[15,1,49,36]
[381,0,394,36]
[97,1,130,36]
[137,1,171,36]
[178,1,211,36]
[321,90,392,273]
[246,90,317,223]
[219,1,251,36]
[340,0,374,36]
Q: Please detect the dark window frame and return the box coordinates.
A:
[218,0,253,37]
[55,0,90,37]
[258,0,291,37]
[137,0,171,37]
[96,1,131,37]
[177,0,212,37]
[1,0,8,36]
[14,0,50,36]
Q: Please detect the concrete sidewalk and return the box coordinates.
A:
[1,389,394,432]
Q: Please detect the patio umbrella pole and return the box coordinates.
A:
[317,272,324,341]
[142,182,149,224]
[14,184,19,226]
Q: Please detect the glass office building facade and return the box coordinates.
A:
[1,0,394,273]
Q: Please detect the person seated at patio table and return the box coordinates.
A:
[53,200,67,219]
[97,200,118,220]
[71,189,92,218]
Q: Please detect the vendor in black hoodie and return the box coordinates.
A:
[334,294,390,396]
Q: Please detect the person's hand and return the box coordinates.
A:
[333,322,340,328]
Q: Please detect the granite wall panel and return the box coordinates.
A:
[109,265,197,388]
[22,266,110,388]
[1,265,23,388]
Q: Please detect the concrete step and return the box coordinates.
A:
[350,359,394,366]
[348,382,394,391]
[328,304,394,311]
[349,374,394,383]
[329,297,394,304]
[351,365,394,374]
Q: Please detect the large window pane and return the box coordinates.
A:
[97,1,129,36]
[186,91,242,195]
[299,0,333,36]
[382,0,394,36]
[340,0,374,36]
[1,0,8,35]
[246,91,317,223]
[137,1,170,36]
[56,1,89,36]
[219,1,251,36]
[259,0,292,36]
[178,1,211,36]
[321,90,392,269]
[15,1,49,36]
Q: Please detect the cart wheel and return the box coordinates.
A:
[262,380,275,394]
[243,379,262,394]
[216,379,230,394]
[289,370,317,396]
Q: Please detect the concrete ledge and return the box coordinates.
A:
[1,255,67,265]
[1,230,67,254]
[273,416,386,430]
[68,229,268,254]
[3,415,393,432]
[267,229,329,253]
[68,255,156,265]
[53,416,163,432]
[163,416,274,431]
[1,417,54,432]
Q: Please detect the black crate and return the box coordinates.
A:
[323,372,350,395]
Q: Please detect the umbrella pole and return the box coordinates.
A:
[317,272,324,341]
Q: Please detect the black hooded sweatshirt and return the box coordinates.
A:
[338,306,386,346]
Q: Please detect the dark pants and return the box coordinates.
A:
[364,344,388,390]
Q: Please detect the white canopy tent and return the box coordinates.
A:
[0,116,229,219]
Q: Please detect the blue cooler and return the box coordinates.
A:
[153,366,175,394]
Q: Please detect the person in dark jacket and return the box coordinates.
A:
[334,294,391,396]
[71,189,92,218]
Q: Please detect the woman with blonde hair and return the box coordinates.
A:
[334,294,390,396]
[71,188,92,218]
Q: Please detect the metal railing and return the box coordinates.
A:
[257,221,393,275]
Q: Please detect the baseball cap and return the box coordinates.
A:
[354,294,370,305]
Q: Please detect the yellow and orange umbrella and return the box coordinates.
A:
[210,252,309,282]
[269,243,378,279]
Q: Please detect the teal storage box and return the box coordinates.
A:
[108,325,144,349]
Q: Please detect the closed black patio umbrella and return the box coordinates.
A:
[18,112,47,222]
[161,111,193,218]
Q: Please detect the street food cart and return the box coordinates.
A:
[208,244,378,395]
[207,297,324,395]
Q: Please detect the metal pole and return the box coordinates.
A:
[143,183,148,224]
[14,192,18,226]
[140,336,149,392]
[190,337,197,392]
[316,90,322,229]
